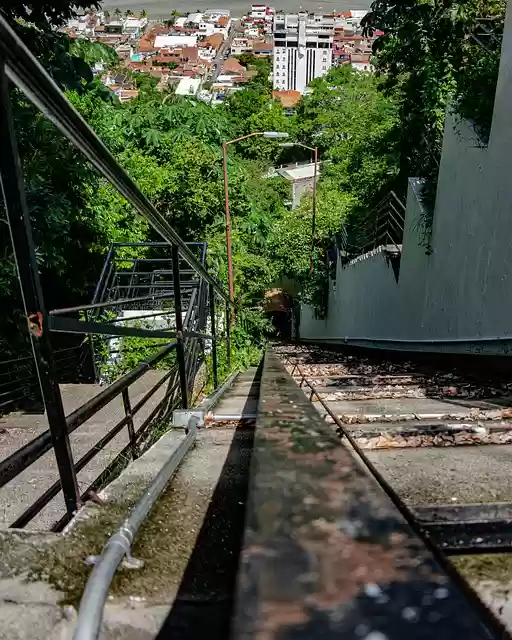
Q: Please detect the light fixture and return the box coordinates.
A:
[262,131,289,138]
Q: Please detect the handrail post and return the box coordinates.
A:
[225,299,231,371]
[0,59,79,518]
[172,244,188,410]
[209,283,218,388]
[121,388,138,459]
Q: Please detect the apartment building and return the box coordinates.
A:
[273,12,334,93]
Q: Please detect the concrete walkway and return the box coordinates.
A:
[0,370,168,530]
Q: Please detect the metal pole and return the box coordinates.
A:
[0,60,79,517]
[172,244,188,410]
[222,142,235,304]
[309,147,318,275]
[209,284,218,389]
[225,299,231,371]
[121,388,138,459]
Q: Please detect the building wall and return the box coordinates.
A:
[273,12,333,92]
[300,0,512,352]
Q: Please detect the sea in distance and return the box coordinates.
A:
[101,0,370,19]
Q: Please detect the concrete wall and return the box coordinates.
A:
[301,0,512,350]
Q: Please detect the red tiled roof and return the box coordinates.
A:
[204,33,224,49]
[221,57,246,74]
[252,40,272,51]
[272,90,301,108]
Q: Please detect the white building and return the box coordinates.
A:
[154,35,198,48]
[273,12,334,93]
[123,16,148,37]
[277,162,320,209]
[175,77,202,96]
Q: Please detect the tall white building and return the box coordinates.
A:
[273,12,334,93]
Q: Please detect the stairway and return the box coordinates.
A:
[212,367,260,420]
[0,370,168,530]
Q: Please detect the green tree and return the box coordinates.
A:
[362,0,506,188]
[1,0,100,28]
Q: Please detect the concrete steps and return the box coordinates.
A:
[213,367,261,418]
[0,370,168,529]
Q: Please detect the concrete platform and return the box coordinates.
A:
[0,370,168,529]
[0,423,253,639]
[367,445,512,505]
[213,367,260,418]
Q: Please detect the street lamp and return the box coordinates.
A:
[279,142,319,274]
[222,131,289,304]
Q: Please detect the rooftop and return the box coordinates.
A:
[272,90,301,108]
[277,162,320,182]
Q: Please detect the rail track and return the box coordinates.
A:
[273,342,512,631]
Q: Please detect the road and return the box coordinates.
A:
[211,24,237,82]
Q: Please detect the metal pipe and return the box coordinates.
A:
[72,366,241,640]
[211,414,257,421]
[72,418,198,640]
[200,370,239,412]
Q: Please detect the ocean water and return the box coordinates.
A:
[100,0,370,19]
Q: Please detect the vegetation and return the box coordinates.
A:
[362,0,506,221]
[0,0,508,377]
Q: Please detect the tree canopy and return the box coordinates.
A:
[1,0,99,28]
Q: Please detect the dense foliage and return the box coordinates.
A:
[1,0,508,371]
[362,0,506,215]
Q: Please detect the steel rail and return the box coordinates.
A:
[0,15,231,307]
[291,360,510,640]
[49,316,212,341]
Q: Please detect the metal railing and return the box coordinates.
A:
[0,15,234,529]
[336,191,406,262]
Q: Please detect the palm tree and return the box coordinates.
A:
[113,8,121,20]
[140,9,148,18]
[124,9,134,18]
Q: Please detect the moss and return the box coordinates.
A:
[453,554,512,588]
[26,501,133,607]
[110,471,213,600]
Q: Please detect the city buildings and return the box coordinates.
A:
[272,12,334,93]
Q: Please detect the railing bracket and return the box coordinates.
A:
[172,409,205,428]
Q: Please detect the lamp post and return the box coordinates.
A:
[222,131,289,304]
[279,142,319,273]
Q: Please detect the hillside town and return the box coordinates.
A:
[62,5,378,105]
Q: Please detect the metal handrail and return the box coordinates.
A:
[0,342,176,492]
[0,16,234,527]
[0,15,231,307]
[336,191,406,260]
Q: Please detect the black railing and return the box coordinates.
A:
[336,191,406,262]
[0,343,93,414]
[0,15,233,529]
